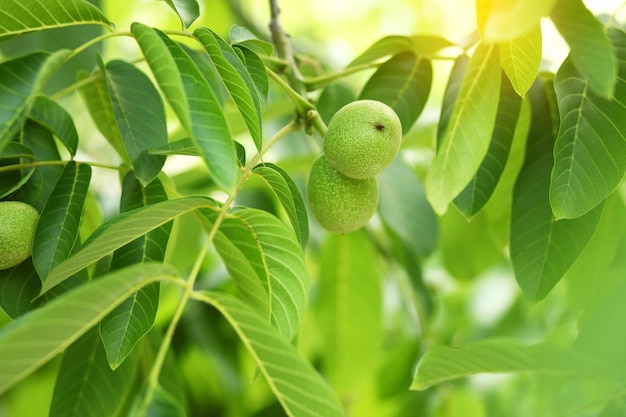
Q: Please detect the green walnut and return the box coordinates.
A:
[0,201,40,270]
[324,99,402,179]
[306,155,378,234]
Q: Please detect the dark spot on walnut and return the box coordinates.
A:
[371,122,385,131]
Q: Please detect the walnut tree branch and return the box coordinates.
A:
[268,0,307,95]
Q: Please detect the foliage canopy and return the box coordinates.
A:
[1,0,626,416]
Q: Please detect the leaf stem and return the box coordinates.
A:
[65,31,132,63]
[0,160,132,173]
[50,72,102,100]
[136,119,301,415]
[162,29,195,39]
[302,61,380,91]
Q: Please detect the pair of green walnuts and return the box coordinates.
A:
[307,100,402,234]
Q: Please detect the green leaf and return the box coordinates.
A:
[550,0,617,98]
[510,77,603,301]
[0,0,112,39]
[15,122,64,211]
[317,231,382,393]
[411,339,604,390]
[234,44,269,107]
[100,174,171,369]
[131,23,238,192]
[378,157,438,258]
[33,161,92,280]
[348,35,455,67]
[194,27,264,151]
[194,291,347,417]
[48,328,138,417]
[426,43,501,215]
[0,258,86,319]
[358,51,431,134]
[210,216,269,322]
[28,95,78,156]
[102,59,167,186]
[146,138,197,156]
[436,55,469,142]
[163,0,199,29]
[0,141,35,199]
[212,208,310,340]
[498,25,542,97]
[181,44,228,107]
[550,29,626,220]
[41,196,219,294]
[0,51,70,152]
[478,0,557,42]
[78,70,129,161]
[252,163,308,247]
[317,82,356,125]
[0,260,40,319]
[0,262,176,395]
[229,25,274,54]
[453,73,522,218]
[230,26,274,56]
[139,384,187,417]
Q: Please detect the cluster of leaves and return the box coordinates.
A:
[1,0,626,416]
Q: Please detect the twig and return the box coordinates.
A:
[268,0,306,95]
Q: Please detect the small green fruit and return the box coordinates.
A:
[324,99,402,179]
[307,155,378,234]
[0,201,39,270]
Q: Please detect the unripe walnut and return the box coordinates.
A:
[0,201,39,270]
[306,155,378,234]
[324,100,402,179]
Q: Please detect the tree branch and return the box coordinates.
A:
[268,0,306,95]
